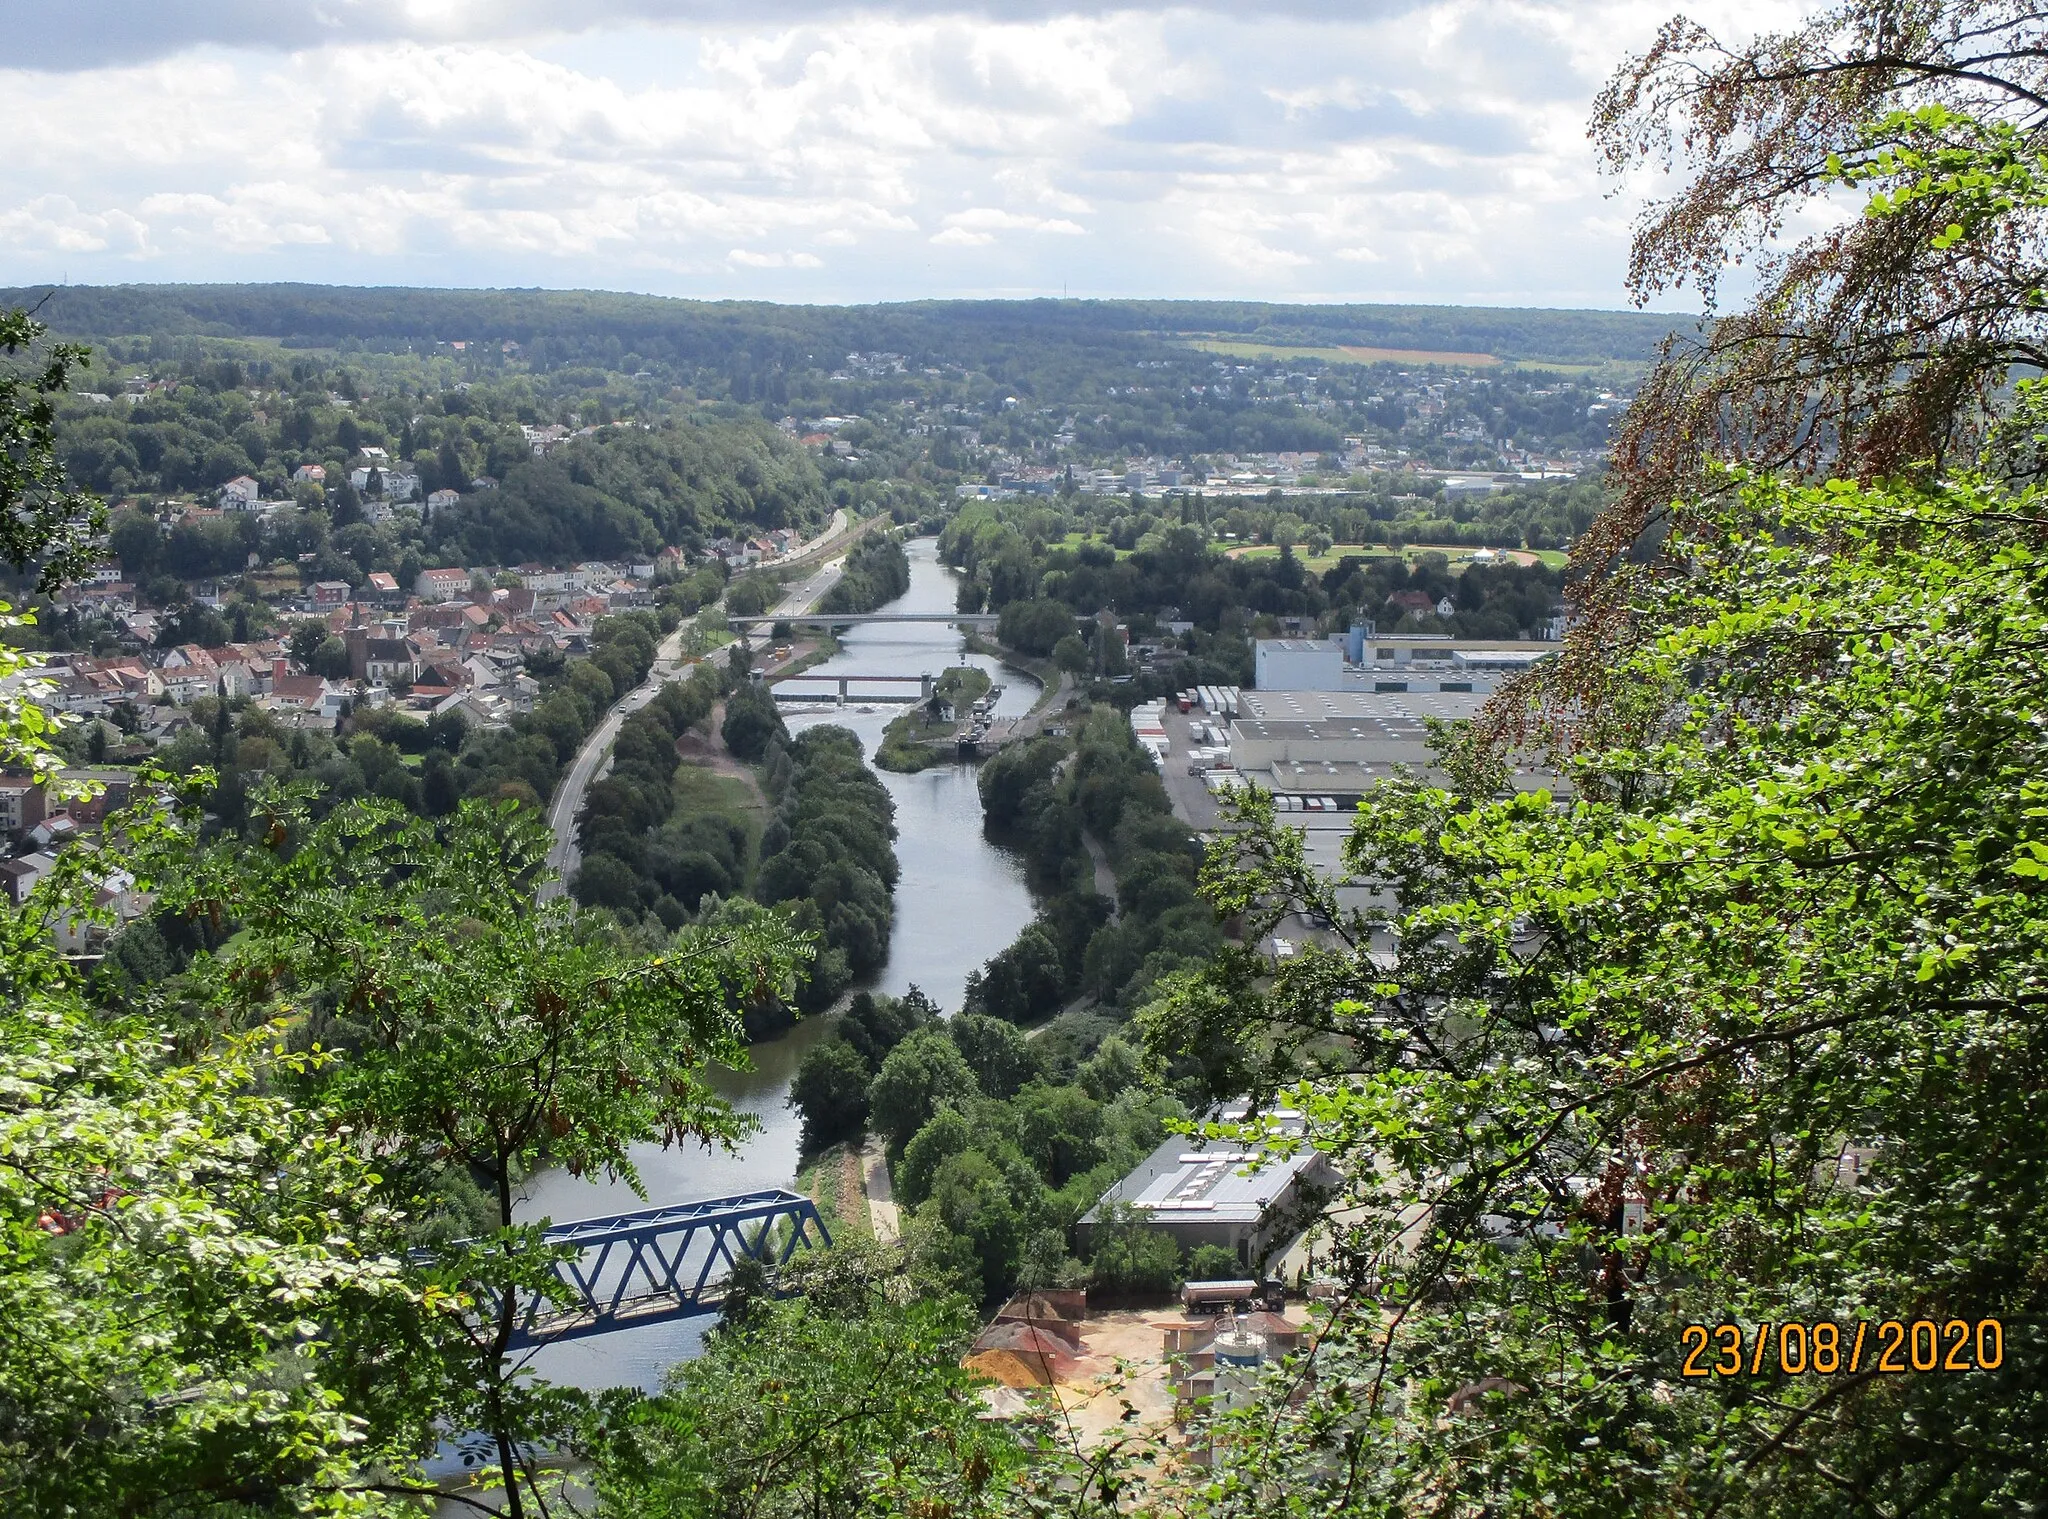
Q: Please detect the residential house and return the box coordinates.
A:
[0,778,47,837]
[382,470,421,503]
[365,571,401,601]
[218,475,261,508]
[344,626,419,685]
[28,815,81,852]
[53,858,150,956]
[56,771,133,827]
[425,488,460,517]
[73,582,136,616]
[0,852,56,907]
[263,661,346,725]
[515,564,570,594]
[198,646,258,697]
[414,567,471,603]
[521,423,570,457]
[292,463,327,484]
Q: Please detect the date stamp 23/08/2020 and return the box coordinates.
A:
[1679,1320,2005,1378]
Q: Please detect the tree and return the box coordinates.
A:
[866,1028,978,1155]
[1546,2,2048,739]
[595,1241,1021,1519]
[1142,459,2048,1513]
[789,1038,872,1149]
[310,635,352,680]
[0,349,440,1513]
[720,681,785,761]
[1085,1202,1180,1297]
[897,1106,977,1211]
[288,618,330,668]
[946,1012,1037,1099]
[1052,632,1090,674]
[996,597,1076,656]
[0,879,436,1514]
[0,309,103,591]
[107,506,161,581]
[182,790,810,1519]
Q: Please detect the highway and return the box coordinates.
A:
[537,511,855,901]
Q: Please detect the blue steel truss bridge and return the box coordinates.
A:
[501,1188,831,1346]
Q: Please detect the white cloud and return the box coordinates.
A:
[729,249,825,268]
[0,1,1803,304]
[934,208,1087,244]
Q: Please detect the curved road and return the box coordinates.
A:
[538,512,856,901]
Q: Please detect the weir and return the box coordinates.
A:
[766,672,936,705]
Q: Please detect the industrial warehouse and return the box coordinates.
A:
[1154,637,1565,805]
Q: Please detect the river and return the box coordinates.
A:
[511,538,1042,1390]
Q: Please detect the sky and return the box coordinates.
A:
[0,0,1800,310]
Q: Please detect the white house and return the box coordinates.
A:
[218,476,261,508]
[292,463,327,484]
[425,488,460,517]
[415,567,472,603]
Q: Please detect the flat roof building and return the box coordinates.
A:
[1253,639,1344,692]
[1226,689,1565,799]
[1077,1109,1336,1270]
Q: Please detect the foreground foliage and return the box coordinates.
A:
[595,1242,1023,1519]
[1143,463,2048,1513]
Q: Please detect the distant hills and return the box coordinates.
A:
[4,283,1694,370]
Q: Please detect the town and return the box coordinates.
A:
[8,0,2047,1501]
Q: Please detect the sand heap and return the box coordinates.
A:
[965,1349,1055,1388]
[966,1321,1096,1385]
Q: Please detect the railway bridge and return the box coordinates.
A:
[463,1188,831,1348]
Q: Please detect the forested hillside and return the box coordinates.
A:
[8,283,1688,370]
[431,419,830,565]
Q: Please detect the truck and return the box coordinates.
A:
[1181,1278,1287,1315]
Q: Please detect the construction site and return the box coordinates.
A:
[961,1288,1322,1463]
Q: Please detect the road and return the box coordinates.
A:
[538,511,856,901]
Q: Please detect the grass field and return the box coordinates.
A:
[1227,542,1568,573]
[1178,337,1645,378]
[668,761,772,889]
[1183,337,1501,368]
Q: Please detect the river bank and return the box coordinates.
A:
[511,538,1044,1391]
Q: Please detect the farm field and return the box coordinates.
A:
[1224,542,1567,573]
[1182,337,1501,367]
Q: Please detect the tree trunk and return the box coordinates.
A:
[488,1154,527,1519]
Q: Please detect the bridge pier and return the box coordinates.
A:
[838,677,849,706]
[922,673,934,701]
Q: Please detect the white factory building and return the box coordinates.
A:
[1200,640,1566,802]
[1253,638,1345,692]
